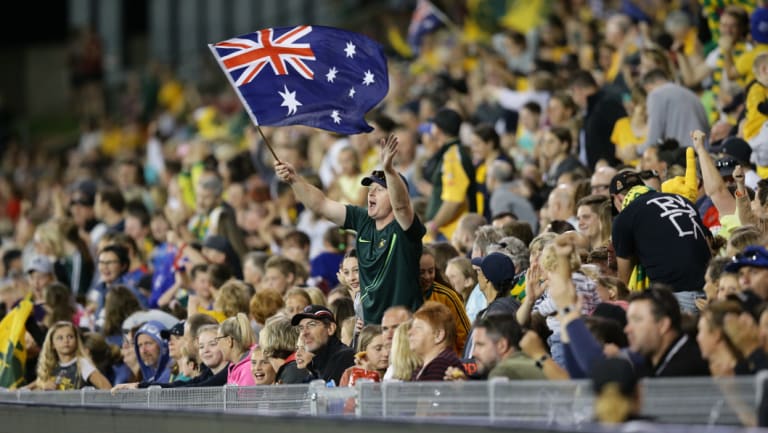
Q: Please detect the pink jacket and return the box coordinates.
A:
[227,346,256,386]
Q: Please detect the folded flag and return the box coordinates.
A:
[210,25,389,135]
[408,0,446,54]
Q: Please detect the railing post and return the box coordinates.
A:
[147,385,160,408]
[222,385,229,411]
[381,380,387,417]
[488,377,508,424]
[756,370,768,415]
[309,380,324,416]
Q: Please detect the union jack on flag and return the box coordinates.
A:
[407,0,446,54]
[210,25,389,135]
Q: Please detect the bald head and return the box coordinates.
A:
[381,306,412,343]
[590,166,617,197]
[547,185,576,221]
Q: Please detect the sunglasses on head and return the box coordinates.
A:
[716,159,738,170]
[370,170,385,180]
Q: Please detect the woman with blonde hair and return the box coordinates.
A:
[218,313,256,386]
[385,320,420,381]
[444,257,477,302]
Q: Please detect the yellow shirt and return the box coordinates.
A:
[745,81,768,141]
[736,44,768,86]
[438,145,471,241]
[610,117,644,166]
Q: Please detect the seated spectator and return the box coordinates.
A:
[591,357,646,424]
[385,320,420,382]
[408,301,465,381]
[219,313,256,386]
[134,320,172,384]
[291,305,355,384]
[250,345,276,385]
[31,321,111,390]
[284,287,311,317]
[340,325,388,386]
[259,315,310,384]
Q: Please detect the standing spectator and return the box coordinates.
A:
[408,301,465,381]
[291,305,355,385]
[569,70,626,168]
[610,170,710,310]
[423,108,476,242]
[275,135,424,324]
[638,69,710,155]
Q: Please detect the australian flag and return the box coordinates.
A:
[210,26,389,135]
[407,0,446,54]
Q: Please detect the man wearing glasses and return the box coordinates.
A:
[275,135,424,324]
[291,305,354,385]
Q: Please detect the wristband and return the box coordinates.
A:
[735,189,746,199]
[535,354,549,369]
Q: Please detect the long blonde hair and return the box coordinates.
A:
[220,313,255,353]
[390,321,421,381]
[37,321,87,383]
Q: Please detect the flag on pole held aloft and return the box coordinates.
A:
[407,0,446,54]
[210,26,389,135]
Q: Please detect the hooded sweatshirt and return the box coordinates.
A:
[134,320,172,384]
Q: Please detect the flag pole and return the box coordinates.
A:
[255,125,280,162]
[207,43,281,162]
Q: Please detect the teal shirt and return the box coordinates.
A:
[344,205,425,324]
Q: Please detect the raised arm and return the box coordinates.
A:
[274,159,346,226]
[691,130,736,215]
[381,134,415,230]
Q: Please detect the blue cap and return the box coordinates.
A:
[725,245,768,273]
[752,8,768,44]
[471,252,516,289]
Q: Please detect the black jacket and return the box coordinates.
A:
[139,363,229,388]
[583,88,626,169]
[308,335,355,385]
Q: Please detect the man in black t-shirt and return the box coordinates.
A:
[610,171,710,313]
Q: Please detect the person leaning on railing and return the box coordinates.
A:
[112,324,230,391]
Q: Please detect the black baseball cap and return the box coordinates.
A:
[291,305,336,326]
[361,170,409,190]
[609,171,644,196]
[160,320,185,339]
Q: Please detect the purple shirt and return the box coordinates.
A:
[412,348,465,381]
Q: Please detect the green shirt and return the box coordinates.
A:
[344,205,425,324]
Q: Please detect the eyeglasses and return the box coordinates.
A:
[213,335,231,345]
[638,170,660,181]
[98,260,120,266]
[297,321,323,332]
[69,198,91,207]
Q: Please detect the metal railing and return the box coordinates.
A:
[2,374,766,426]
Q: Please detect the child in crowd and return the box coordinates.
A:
[32,321,111,390]
[340,325,388,386]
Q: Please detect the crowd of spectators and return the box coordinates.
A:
[6,0,768,426]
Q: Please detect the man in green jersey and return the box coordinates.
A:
[275,135,424,324]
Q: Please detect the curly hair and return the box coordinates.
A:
[102,285,142,336]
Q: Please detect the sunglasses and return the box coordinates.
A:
[370,170,385,180]
[716,159,738,170]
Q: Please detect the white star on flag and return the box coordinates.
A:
[278,85,302,116]
[344,41,356,58]
[348,87,356,98]
[331,110,341,124]
[326,67,337,83]
[362,70,375,86]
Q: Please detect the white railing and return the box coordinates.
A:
[2,374,765,426]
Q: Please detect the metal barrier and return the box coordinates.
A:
[1,375,765,426]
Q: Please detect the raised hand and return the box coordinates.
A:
[690,130,707,151]
[380,134,399,172]
[274,160,297,184]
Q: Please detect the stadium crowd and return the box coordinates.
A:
[4,0,768,426]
